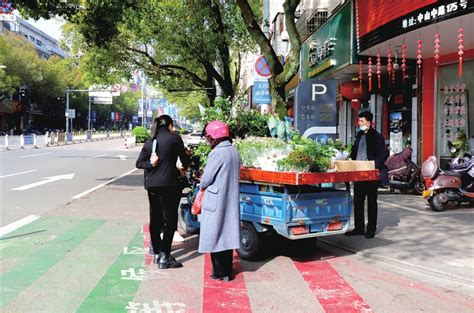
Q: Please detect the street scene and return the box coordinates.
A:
[1,0,474,312]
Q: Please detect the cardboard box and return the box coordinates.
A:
[334,160,375,172]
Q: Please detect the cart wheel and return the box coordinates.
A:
[238,222,262,261]
[390,187,395,194]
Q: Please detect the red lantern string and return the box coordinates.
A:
[376,50,381,90]
[458,27,464,79]
[368,57,373,92]
[401,41,407,83]
[434,33,441,77]
[417,38,423,69]
[387,46,393,85]
[359,60,363,89]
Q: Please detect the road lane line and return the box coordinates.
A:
[0,215,40,237]
[19,152,52,158]
[72,168,137,199]
[0,169,38,179]
[202,252,251,312]
[87,154,107,160]
[293,258,372,312]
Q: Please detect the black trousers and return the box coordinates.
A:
[147,186,181,256]
[211,250,234,278]
[353,181,379,233]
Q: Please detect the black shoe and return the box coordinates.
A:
[211,274,232,282]
[345,229,365,236]
[158,254,183,269]
[365,231,375,239]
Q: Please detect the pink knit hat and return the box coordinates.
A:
[205,121,229,140]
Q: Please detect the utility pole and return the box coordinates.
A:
[65,89,69,133]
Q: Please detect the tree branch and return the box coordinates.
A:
[236,0,283,75]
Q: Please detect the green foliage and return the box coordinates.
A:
[291,136,336,172]
[234,110,270,138]
[277,150,313,172]
[193,143,212,169]
[235,137,289,168]
[132,126,149,143]
[448,130,470,158]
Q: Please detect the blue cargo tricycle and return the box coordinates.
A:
[178,167,379,260]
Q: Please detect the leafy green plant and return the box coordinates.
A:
[291,136,335,172]
[448,130,470,158]
[234,111,270,138]
[193,143,212,168]
[277,150,313,172]
[132,126,149,143]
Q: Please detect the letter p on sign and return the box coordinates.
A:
[312,84,327,101]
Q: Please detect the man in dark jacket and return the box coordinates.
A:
[346,111,387,239]
[136,115,190,268]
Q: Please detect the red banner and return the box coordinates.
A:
[355,0,437,38]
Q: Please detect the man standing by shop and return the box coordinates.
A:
[346,111,387,239]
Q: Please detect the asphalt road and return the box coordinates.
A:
[0,139,141,226]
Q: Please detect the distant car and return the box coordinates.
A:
[187,132,203,147]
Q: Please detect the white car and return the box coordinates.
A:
[187,132,203,147]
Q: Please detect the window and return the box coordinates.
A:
[29,35,35,42]
[36,39,42,46]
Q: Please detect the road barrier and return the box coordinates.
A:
[0,132,131,150]
[124,136,136,149]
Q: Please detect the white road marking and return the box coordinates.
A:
[116,154,127,160]
[0,215,40,237]
[19,152,52,158]
[72,168,137,199]
[0,169,38,178]
[87,154,108,160]
[12,174,75,191]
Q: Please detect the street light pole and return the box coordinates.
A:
[66,89,69,133]
[88,96,92,131]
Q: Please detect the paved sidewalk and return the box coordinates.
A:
[1,173,473,312]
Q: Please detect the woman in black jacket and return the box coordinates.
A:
[136,115,190,269]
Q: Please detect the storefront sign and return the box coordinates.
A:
[300,3,351,80]
[294,80,337,141]
[356,0,474,52]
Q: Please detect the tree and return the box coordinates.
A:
[16,0,257,107]
[236,0,301,115]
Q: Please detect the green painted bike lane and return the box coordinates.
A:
[0,218,105,308]
[1,216,83,266]
[77,230,145,313]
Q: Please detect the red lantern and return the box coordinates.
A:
[359,60,363,89]
[417,38,423,69]
[401,41,407,83]
[368,57,373,92]
[376,50,381,90]
[387,46,393,84]
[434,33,441,76]
[458,27,464,79]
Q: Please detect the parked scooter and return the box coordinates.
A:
[385,147,425,195]
[421,155,474,211]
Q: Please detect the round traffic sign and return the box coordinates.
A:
[255,56,272,78]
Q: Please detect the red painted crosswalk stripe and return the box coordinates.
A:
[143,224,153,267]
[293,259,372,313]
[202,252,252,312]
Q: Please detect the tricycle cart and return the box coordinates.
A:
[179,167,379,260]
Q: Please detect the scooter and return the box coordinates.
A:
[386,147,425,195]
[421,155,474,211]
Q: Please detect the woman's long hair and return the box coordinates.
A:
[152,115,173,139]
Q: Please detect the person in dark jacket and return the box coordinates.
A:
[136,115,190,269]
[346,111,388,239]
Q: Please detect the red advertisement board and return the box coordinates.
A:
[355,0,437,38]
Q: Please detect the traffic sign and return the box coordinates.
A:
[255,56,272,78]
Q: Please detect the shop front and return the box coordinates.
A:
[354,0,474,162]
